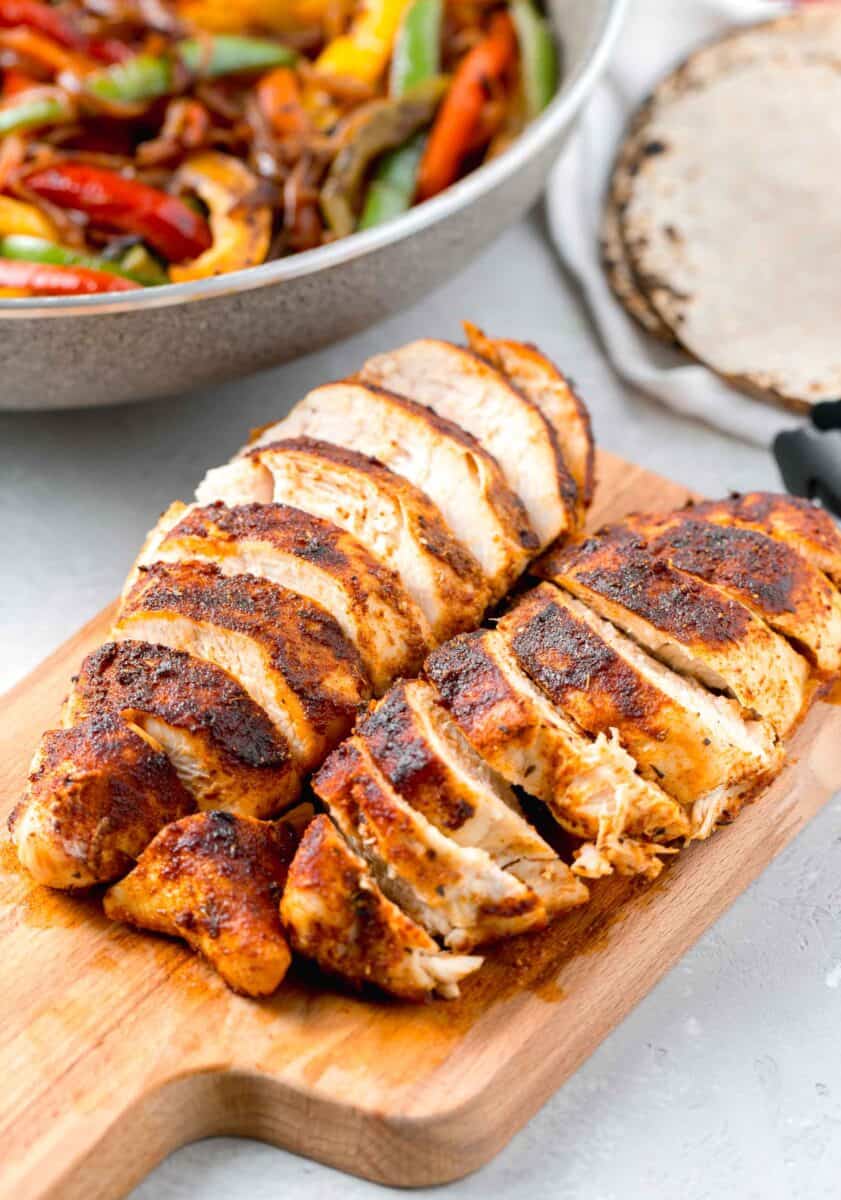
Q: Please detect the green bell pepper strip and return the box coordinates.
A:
[358,0,441,231]
[0,91,72,135]
[0,235,167,286]
[357,130,425,230]
[388,0,442,96]
[85,34,298,106]
[510,0,557,120]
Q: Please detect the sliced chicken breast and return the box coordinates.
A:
[281,815,482,1000]
[313,738,547,950]
[116,561,370,770]
[425,628,690,880]
[360,339,573,547]
[499,583,781,826]
[539,529,810,736]
[197,437,487,643]
[250,382,536,597]
[104,811,300,997]
[689,492,841,588]
[130,501,430,694]
[65,641,299,817]
[10,713,194,889]
[357,679,588,912]
[463,323,595,520]
[624,510,841,676]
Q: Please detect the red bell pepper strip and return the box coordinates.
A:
[0,257,141,294]
[24,163,213,262]
[0,0,82,49]
[416,10,516,202]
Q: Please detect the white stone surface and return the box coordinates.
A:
[2,213,839,1200]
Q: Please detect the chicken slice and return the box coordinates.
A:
[197,438,488,644]
[116,561,369,770]
[499,583,781,829]
[9,713,193,889]
[281,815,482,1000]
[360,339,574,548]
[538,529,810,737]
[463,323,595,521]
[64,641,298,817]
[104,810,300,997]
[688,492,841,588]
[425,629,690,879]
[249,381,536,598]
[357,679,588,912]
[313,738,547,950]
[129,501,430,694]
[624,510,841,676]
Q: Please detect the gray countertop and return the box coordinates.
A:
[3,212,839,1199]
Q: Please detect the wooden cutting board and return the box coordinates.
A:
[3,451,841,1200]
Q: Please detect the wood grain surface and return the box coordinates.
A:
[3,451,840,1198]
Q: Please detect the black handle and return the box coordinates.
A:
[774,425,841,517]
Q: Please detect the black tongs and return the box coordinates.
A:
[774,400,841,517]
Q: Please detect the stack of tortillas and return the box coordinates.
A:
[603,6,841,412]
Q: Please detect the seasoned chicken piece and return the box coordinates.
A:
[357,679,588,912]
[104,811,300,997]
[65,641,298,817]
[10,713,193,889]
[313,738,547,950]
[623,510,841,676]
[538,529,810,736]
[463,323,595,521]
[688,492,841,588]
[249,382,536,598]
[197,438,487,643]
[425,629,690,879]
[360,340,575,548]
[129,501,430,694]
[499,584,781,830]
[281,815,482,1000]
[116,561,369,771]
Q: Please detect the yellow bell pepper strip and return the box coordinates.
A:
[177,0,329,35]
[510,0,557,120]
[0,193,59,239]
[316,0,411,85]
[320,75,446,236]
[169,151,272,282]
[417,10,516,201]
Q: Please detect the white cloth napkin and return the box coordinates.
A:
[546,0,804,448]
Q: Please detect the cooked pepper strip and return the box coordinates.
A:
[416,11,516,201]
[84,35,298,106]
[0,235,168,285]
[0,0,82,49]
[0,87,73,135]
[0,257,141,294]
[0,27,97,75]
[24,163,213,262]
[316,0,411,85]
[177,0,329,35]
[388,0,441,95]
[169,151,271,282]
[511,0,557,120]
[256,65,309,137]
[0,193,58,239]
[321,75,446,236]
[358,130,425,229]
[359,0,441,230]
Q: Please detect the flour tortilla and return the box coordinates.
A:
[605,7,841,404]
